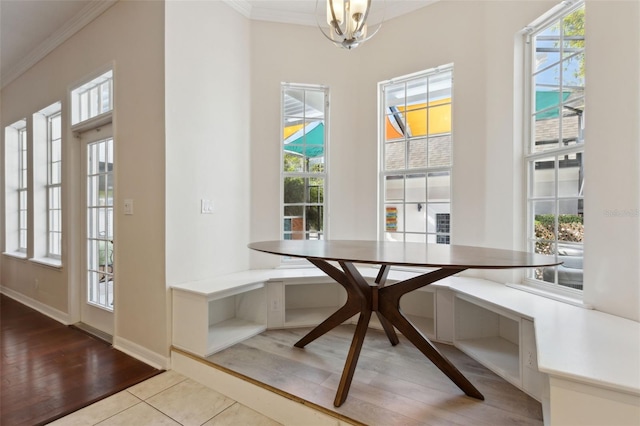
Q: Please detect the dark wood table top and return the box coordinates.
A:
[249,240,560,269]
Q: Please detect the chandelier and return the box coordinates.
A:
[316,0,385,50]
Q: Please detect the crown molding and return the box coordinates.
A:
[224,0,253,19]
[0,0,117,89]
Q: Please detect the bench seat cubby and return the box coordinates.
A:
[172,272,272,357]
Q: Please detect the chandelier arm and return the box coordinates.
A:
[354,0,372,34]
[328,0,345,37]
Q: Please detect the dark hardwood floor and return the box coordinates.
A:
[206,326,544,426]
[1,294,161,426]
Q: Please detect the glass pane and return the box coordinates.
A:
[428,172,450,202]
[558,153,583,197]
[284,205,303,217]
[51,162,62,184]
[531,157,556,197]
[404,77,427,111]
[51,137,61,162]
[533,201,556,244]
[428,71,452,101]
[535,63,561,112]
[284,177,304,203]
[562,53,584,88]
[558,201,583,244]
[405,203,426,233]
[101,81,111,113]
[385,111,407,141]
[51,115,61,140]
[561,98,584,146]
[106,174,114,205]
[304,91,325,116]
[407,138,427,169]
[89,87,99,117]
[405,174,426,203]
[284,153,303,173]
[385,82,406,110]
[307,177,324,203]
[385,141,405,170]
[406,108,427,138]
[406,233,426,243]
[428,103,451,136]
[428,136,451,167]
[427,203,450,233]
[384,175,404,202]
[384,232,403,242]
[534,34,561,73]
[385,204,403,232]
[305,205,323,233]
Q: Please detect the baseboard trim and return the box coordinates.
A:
[113,335,168,370]
[0,287,73,324]
[171,347,361,426]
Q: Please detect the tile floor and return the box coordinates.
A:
[49,370,282,426]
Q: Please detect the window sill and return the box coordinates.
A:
[30,257,63,269]
[3,251,27,260]
[506,281,591,309]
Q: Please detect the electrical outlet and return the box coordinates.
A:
[271,298,281,311]
[201,199,215,214]
[527,350,535,368]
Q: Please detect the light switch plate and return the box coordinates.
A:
[124,199,134,215]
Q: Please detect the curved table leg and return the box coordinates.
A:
[334,307,372,407]
[294,258,364,348]
[378,267,484,400]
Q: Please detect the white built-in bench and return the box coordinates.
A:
[171,268,640,426]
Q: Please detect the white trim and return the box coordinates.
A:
[506,282,590,309]
[113,336,168,370]
[171,350,346,425]
[223,0,252,19]
[0,1,117,89]
[29,257,63,269]
[0,287,73,324]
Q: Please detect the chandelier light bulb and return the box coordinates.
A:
[317,0,384,50]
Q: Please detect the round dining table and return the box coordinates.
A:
[249,239,560,407]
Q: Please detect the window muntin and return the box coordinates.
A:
[281,84,328,242]
[71,70,113,125]
[380,65,453,243]
[525,2,585,291]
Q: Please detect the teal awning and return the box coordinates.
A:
[283,121,325,158]
[536,91,572,120]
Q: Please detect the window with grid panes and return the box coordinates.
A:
[47,111,62,258]
[18,125,28,252]
[525,2,585,292]
[71,69,113,125]
[379,65,453,243]
[281,84,328,243]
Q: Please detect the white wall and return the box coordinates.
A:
[583,0,640,321]
[165,1,252,284]
[1,1,168,359]
[249,1,547,262]
[249,1,640,320]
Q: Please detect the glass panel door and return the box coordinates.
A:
[79,125,114,336]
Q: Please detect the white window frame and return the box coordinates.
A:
[46,111,63,260]
[31,102,63,267]
[523,1,585,296]
[71,67,113,130]
[17,125,28,253]
[378,64,454,244]
[280,83,329,255]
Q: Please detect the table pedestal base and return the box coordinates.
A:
[294,259,484,407]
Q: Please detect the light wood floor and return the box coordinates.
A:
[206,325,543,426]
